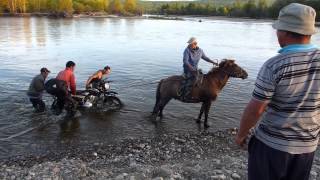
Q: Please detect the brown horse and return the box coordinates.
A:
[152,59,248,128]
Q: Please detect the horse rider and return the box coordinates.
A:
[86,66,111,89]
[181,37,217,100]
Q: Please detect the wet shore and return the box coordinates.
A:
[0,129,319,180]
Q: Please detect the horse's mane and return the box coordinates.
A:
[207,59,234,76]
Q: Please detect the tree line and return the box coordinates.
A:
[0,0,142,16]
[156,0,320,21]
[0,0,319,20]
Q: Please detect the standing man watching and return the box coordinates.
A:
[236,3,319,180]
[27,67,50,112]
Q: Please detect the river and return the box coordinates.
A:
[0,17,319,159]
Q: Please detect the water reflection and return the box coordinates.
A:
[35,18,47,46]
[23,18,32,47]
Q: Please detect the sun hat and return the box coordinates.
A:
[272,3,317,35]
[187,37,197,44]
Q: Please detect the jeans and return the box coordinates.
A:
[30,98,45,112]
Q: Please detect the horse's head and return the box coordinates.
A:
[218,59,248,79]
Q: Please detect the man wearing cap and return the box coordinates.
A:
[236,3,319,180]
[85,66,111,89]
[27,67,50,112]
[181,37,216,100]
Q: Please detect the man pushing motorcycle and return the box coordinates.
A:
[45,61,77,115]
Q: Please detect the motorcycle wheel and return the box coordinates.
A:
[103,96,122,110]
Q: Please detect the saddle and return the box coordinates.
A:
[178,70,204,101]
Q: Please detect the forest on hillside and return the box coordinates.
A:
[0,0,141,16]
[153,0,320,20]
[0,0,319,20]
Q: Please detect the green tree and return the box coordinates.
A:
[218,6,229,16]
[47,0,59,12]
[0,1,8,13]
[8,0,17,14]
[17,0,27,13]
[58,0,73,14]
[124,0,137,13]
[109,0,122,14]
[73,1,86,13]
[257,0,268,17]
[243,0,257,17]
[29,0,49,12]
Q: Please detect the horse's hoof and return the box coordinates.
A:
[204,123,210,128]
[150,114,158,121]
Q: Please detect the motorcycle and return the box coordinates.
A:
[51,79,122,115]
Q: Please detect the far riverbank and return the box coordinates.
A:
[1,13,319,26]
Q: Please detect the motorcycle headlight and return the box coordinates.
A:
[104,83,110,90]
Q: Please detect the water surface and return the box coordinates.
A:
[0,17,319,158]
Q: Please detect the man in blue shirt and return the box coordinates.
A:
[181,37,216,100]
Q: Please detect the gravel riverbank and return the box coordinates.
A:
[1,129,319,180]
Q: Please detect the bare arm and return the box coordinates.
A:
[70,73,76,95]
[235,98,269,146]
[86,72,101,86]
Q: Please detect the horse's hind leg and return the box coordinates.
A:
[158,98,171,118]
[152,102,160,116]
[204,101,212,128]
[196,102,205,123]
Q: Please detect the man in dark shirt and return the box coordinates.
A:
[27,67,50,112]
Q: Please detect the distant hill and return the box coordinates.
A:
[141,0,275,6]
[139,0,275,13]
[199,0,275,6]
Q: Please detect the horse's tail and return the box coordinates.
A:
[152,80,163,114]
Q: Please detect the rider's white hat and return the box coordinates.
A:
[187,37,197,44]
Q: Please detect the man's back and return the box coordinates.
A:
[27,74,45,97]
[56,68,76,95]
[254,47,320,154]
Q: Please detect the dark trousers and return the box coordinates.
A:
[181,70,196,98]
[30,98,45,112]
[248,136,315,180]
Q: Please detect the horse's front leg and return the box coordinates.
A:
[204,101,212,128]
[196,102,205,123]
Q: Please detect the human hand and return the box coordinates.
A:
[235,134,247,147]
[211,59,219,66]
[191,70,198,76]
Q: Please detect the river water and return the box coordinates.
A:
[0,17,319,159]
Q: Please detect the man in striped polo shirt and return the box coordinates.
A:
[236,3,319,180]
